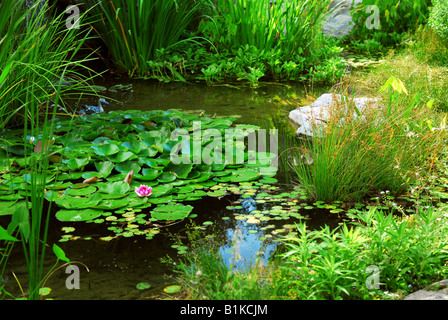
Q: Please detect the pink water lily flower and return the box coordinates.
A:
[135,184,152,197]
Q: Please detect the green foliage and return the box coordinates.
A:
[86,0,209,77]
[0,0,96,129]
[349,0,431,48]
[428,0,448,46]
[141,0,346,84]
[290,80,446,202]
[278,206,448,299]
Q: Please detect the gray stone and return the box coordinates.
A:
[323,0,363,38]
[404,279,448,300]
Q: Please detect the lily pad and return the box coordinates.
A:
[92,143,120,157]
[151,203,193,221]
[97,181,130,198]
[136,282,151,290]
[55,193,103,209]
[163,285,181,294]
[55,208,104,222]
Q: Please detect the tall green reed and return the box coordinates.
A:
[0,0,97,299]
[202,0,331,56]
[86,0,210,77]
[290,79,446,202]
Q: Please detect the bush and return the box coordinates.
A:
[428,0,448,46]
[144,0,346,84]
[349,0,431,48]
[279,206,448,299]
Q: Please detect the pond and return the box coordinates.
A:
[2,79,345,300]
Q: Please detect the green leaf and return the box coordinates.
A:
[10,202,30,241]
[151,203,193,221]
[122,140,147,154]
[65,186,97,196]
[55,208,104,222]
[0,225,18,241]
[97,181,130,197]
[55,193,103,209]
[163,285,181,294]
[115,161,141,174]
[94,161,114,178]
[65,157,89,170]
[134,168,161,181]
[92,143,120,157]
[136,282,151,290]
[53,243,70,263]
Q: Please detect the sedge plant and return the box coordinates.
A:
[0,0,97,299]
[86,0,211,77]
[290,77,446,202]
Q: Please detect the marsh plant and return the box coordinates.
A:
[86,0,210,77]
[140,0,345,84]
[348,0,431,48]
[278,205,448,299]
[290,77,446,202]
[0,0,96,299]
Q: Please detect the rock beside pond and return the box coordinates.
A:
[323,0,363,38]
[404,279,448,300]
[288,93,378,137]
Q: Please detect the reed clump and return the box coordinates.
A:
[290,80,446,202]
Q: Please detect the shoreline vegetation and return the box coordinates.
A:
[1,0,448,300]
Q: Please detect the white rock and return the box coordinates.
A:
[289,93,378,137]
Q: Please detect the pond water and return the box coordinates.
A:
[2,79,345,300]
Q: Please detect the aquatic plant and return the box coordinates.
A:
[0,108,277,244]
[428,0,448,46]
[135,185,152,198]
[290,78,446,202]
[0,0,97,128]
[278,205,448,299]
[86,0,210,77]
[0,0,98,299]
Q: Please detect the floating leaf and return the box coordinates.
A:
[151,203,193,221]
[53,243,70,263]
[55,193,103,209]
[55,208,104,222]
[97,181,130,198]
[136,282,151,290]
[92,143,120,157]
[65,186,97,196]
[94,161,114,178]
[163,285,181,294]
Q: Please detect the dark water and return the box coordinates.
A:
[2,79,342,300]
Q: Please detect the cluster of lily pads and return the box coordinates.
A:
[0,108,278,241]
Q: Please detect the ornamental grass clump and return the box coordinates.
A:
[291,77,447,202]
[86,0,209,77]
